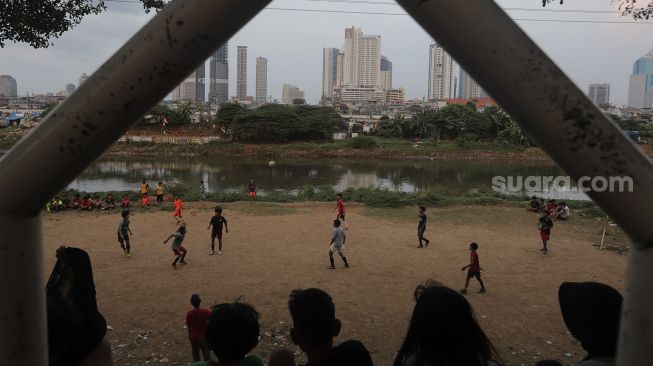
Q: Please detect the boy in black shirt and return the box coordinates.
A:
[538,211,554,254]
[286,288,373,366]
[417,205,430,248]
[207,207,228,255]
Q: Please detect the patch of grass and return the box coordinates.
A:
[225,202,298,215]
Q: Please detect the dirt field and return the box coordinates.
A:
[42,202,628,366]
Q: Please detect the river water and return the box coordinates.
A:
[67,157,589,200]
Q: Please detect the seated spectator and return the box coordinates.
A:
[105,194,116,210]
[186,294,211,363]
[71,194,82,209]
[551,202,571,221]
[538,198,546,212]
[47,196,65,212]
[92,196,103,210]
[194,302,263,366]
[526,196,540,212]
[81,195,93,210]
[541,282,622,366]
[140,195,150,207]
[393,281,501,366]
[545,199,558,214]
[277,288,373,366]
[121,196,130,209]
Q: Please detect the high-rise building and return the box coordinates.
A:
[209,43,229,104]
[65,83,76,94]
[428,42,456,100]
[171,63,206,102]
[342,27,381,88]
[78,73,88,86]
[627,49,653,109]
[458,69,486,99]
[322,47,340,102]
[588,83,610,106]
[237,46,248,98]
[256,57,268,103]
[335,52,344,88]
[282,84,305,104]
[0,75,18,97]
[380,55,392,90]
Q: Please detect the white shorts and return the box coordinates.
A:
[330,244,345,253]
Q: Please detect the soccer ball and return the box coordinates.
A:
[268,160,276,167]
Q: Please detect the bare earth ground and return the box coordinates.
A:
[42,202,628,366]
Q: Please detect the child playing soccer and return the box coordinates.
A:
[538,211,554,254]
[173,195,183,223]
[328,220,349,269]
[164,223,188,269]
[207,207,228,255]
[333,193,348,229]
[117,209,133,256]
[156,181,165,204]
[417,205,430,248]
[460,242,486,294]
[248,178,256,203]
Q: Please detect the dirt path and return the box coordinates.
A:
[42,202,627,366]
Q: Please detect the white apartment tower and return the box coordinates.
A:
[588,83,610,106]
[342,27,381,88]
[282,84,305,104]
[256,56,268,103]
[459,69,487,99]
[428,42,456,100]
[171,63,206,102]
[236,46,248,98]
[322,47,340,102]
[335,52,344,88]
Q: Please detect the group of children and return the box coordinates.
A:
[46,193,121,212]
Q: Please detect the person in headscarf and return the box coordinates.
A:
[46,246,111,366]
[558,282,622,366]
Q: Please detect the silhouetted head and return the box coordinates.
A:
[215,207,223,214]
[558,282,622,359]
[205,302,260,363]
[121,210,129,218]
[543,210,550,217]
[419,206,426,213]
[190,294,201,308]
[333,220,341,228]
[337,193,343,199]
[142,179,146,184]
[289,288,341,353]
[470,242,478,251]
[393,281,498,366]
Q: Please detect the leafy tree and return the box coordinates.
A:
[217,102,246,127]
[543,0,653,19]
[389,114,406,138]
[432,104,473,140]
[40,102,58,118]
[0,0,165,48]
[231,104,341,142]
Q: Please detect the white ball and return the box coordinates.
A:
[268,161,276,167]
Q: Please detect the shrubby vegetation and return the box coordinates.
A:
[228,104,343,142]
[375,105,528,146]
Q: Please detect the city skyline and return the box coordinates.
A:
[0,0,651,105]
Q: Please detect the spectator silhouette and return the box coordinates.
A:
[279,288,373,366]
[393,281,500,366]
[558,282,622,366]
[194,302,263,366]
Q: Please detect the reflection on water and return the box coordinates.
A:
[68,157,588,200]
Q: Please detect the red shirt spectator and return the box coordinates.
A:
[469,251,480,272]
[186,307,211,341]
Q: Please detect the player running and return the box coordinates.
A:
[207,207,228,255]
[328,220,349,269]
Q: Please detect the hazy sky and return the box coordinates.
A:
[0,0,651,105]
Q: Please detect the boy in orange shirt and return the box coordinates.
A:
[173,195,183,223]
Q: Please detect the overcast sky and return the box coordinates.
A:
[0,0,651,105]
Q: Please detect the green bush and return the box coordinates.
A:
[348,136,378,149]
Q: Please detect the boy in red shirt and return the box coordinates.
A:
[186,294,211,363]
[460,242,486,294]
[333,193,348,229]
[173,196,183,224]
